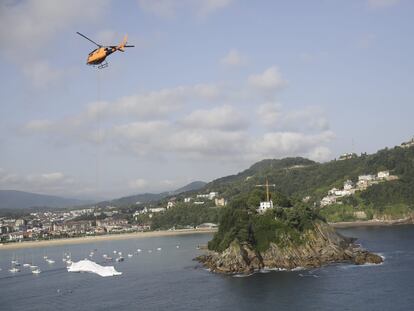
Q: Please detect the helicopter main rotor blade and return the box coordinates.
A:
[76,32,102,47]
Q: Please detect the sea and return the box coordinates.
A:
[0,225,413,311]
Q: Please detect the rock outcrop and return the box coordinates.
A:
[196,222,383,274]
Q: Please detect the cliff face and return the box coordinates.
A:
[196,222,383,274]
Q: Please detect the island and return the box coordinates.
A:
[196,201,383,274]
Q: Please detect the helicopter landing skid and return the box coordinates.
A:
[97,61,108,69]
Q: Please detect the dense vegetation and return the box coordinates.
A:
[134,205,222,230]
[208,193,323,252]
[197,146,414,222]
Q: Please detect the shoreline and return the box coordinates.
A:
[330,218,413,228]
[0,228,217,251]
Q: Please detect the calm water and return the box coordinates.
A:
[0,225,413,311]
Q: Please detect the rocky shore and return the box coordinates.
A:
[196,222,383,274]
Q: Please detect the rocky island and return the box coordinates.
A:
[196,200,383,274]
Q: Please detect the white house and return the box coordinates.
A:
[358,174,376,182]
[208,192,218,200]
[344,180,354,190]
[377,170,390,179]
[320,196,337,207]
[167,201,175,209]
[184,197,192,203]
[257,201,273,214]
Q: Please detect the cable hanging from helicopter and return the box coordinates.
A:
[77,32,134,69]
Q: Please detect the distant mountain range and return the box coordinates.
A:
[0,190,92,210]
[0,181,208,211]
[97,181,207,207]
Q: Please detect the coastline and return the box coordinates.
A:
[0,228,217,250]
[330,218,413,228]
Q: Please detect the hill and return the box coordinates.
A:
[195,146,414,221]
[0,190,91,210]
[100,180,207,207]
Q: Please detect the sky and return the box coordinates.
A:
[0,0,413,200]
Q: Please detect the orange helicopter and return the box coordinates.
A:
[77,32,134,69]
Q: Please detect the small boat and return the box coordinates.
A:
[66,259,73,265]
[23,263,31,268]
[62,258,67,262]
[137,249,142,252]
[176,245,180,249]
[156,247,162,251]
[115,257,124,262]
[32,268,41,274]
[113,250,117,254]
[30,265,38,269]
[9,267,20,273]
[43,255,48,259]
[118,252,122,256]
[128,254,133,258]
[46,259,55,264]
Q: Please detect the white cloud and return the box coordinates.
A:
[257,103,330,132]
[251,131,335,161]
[367,0,400,8]
[221,49,247,67]
[128,178,148,190]
[180,105,248,131]
[137,0,234,18]
[22,74,334,165]
[22,60,63,88]
[0,169,76,194]
[248,66,287,92]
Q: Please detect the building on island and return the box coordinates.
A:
[401,137,414,148]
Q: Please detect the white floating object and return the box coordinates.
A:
[66,260,73,265]
[118,252,122,256]
[156,247,162,251]
[23,263,31,268]
[137,249,142,252]
[32,269,41,274]
[128,254,133,258]
[30,265,38,269]
[9,267,20,273]
[43,256,48,259]
[46,259,55,264]
[67,259,122,277]
[176,245,180,248]
[113,251,117,254]
[115,257,124,262]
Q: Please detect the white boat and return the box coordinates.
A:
[46,259,55,264]
[113,250,117,254]
[9,267,20,273]
[127,254,133,258]
[137,249,142,252]
[156,247,162,251]
[23,263,31,268]
[66,259,73,265]
[43,255,48,259]
[176,245,180,248]
[118,252,122,256]
[32,268,41,274]
[30,265,38,269]
[115,257,124,262]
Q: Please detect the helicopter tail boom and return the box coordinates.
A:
[117,35,128,52]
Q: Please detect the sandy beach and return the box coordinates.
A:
[0,228,217,250]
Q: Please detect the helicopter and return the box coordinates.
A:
[76,32,134,69]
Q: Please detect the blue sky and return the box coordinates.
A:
[0,0,413,199]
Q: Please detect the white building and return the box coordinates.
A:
[320,196,337,207]
[167,201,175,209]
[377,170,390,179]
[257,201,273,214]
[184,197,192,203]
[358,174,376,182]
[215,197,227,207]
[194,201,205,205]
[208,192,218,200]
[344,180,354,190]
